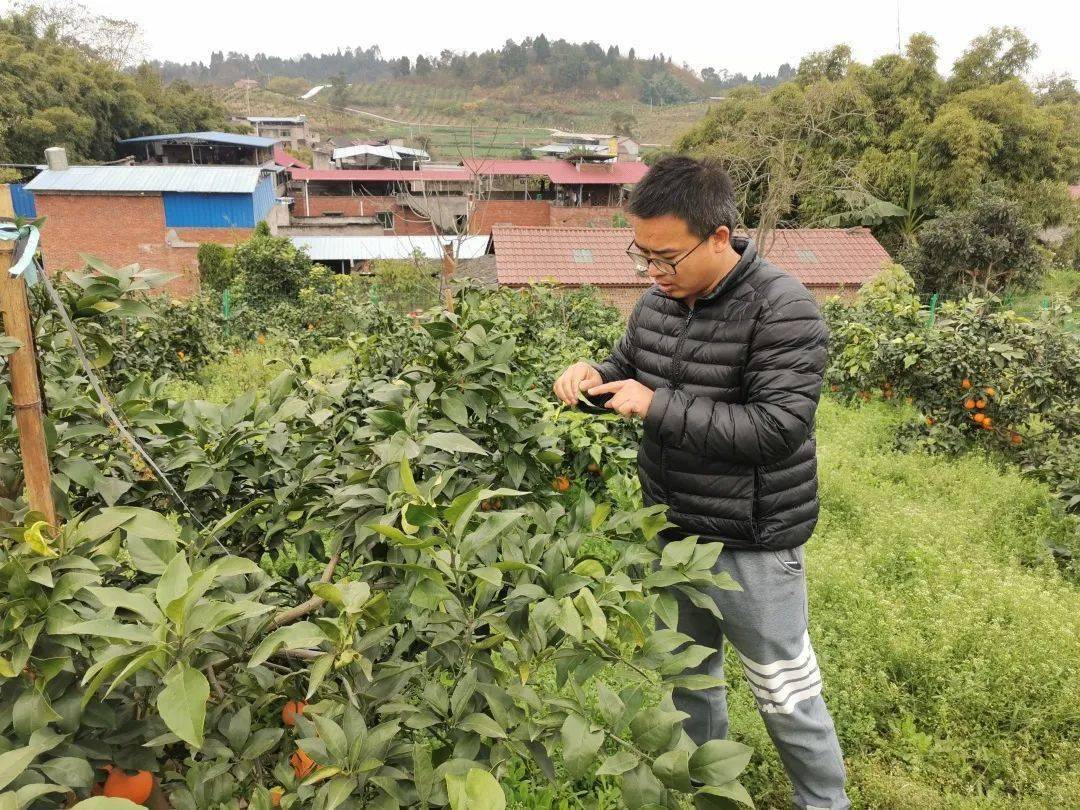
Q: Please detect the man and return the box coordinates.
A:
[554,156,849,809]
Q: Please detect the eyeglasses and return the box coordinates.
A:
[626,232,713,277]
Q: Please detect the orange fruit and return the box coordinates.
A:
[961,378,972,389]
[282,700,306,727]
[973,413,985,423]
[480,500,491,511]
[258,334,267,344]
[925,416,934,426]
[491,499,503,510]
[1011,433,1022,445]
[975,399,987,409]
[290,749,316,778]
[270,786,285,807]
[587,462,601,475]
[103,768,153,804]
[177,350,186,360]
[964,400,975,410]
[984,387,996,397]
[982,417,992,429]
[552,476,570,492]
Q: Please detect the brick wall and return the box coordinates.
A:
[34,193,251,297]
[549,205,625,228]
[469,200,551,234]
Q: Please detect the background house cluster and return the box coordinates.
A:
[0,115,892,306]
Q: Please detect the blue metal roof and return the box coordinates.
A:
[119,131,277,148]
[25,165,265,194]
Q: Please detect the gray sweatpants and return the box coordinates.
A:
[661,542,851,810]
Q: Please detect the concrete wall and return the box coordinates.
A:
[33,193,251,297]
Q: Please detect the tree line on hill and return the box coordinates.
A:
[152,34,793,106]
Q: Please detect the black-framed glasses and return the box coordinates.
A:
[626,232,712,277]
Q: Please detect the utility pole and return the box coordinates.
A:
[0,238,57,527]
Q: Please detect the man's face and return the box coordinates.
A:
[628,214,729,300]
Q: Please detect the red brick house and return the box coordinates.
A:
[25,164,283,296]
[489,226,893,315]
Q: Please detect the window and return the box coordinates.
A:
[795,249,818,263]
[376,211,394,229]
[572,248,594,263]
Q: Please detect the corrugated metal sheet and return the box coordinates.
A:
[252,175,276,222]
[332,144,430,162]
[10,183,36,217]
[291,235,491,261]
[25,166,265,194]
[163,192,255,228]
[119,131,277,148]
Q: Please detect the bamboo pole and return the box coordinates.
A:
[0,239,57,527]
[441,241,455,314]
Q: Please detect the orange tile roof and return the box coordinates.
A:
[490,226,892,289]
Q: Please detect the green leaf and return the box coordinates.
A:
[62,619,153,643]
[248,622,327,667]
[59,457,99,489]
[0,746,37,791]
[307,653,335,699]
[688,740,753,786]
[446,768,505,810]
[156,552,192,617]
[84,586,164,624]
[94,477,132,506]
[457,712,507,739]
[693,781,755,809]
[413,744,435,803]
[573,588,608,640]
[561,714,604,779]
[619,762,667,810]
[312,713,349,761]
[653,749,693,792]
[596,750,639,776]
[242,727,284,760]
[399,457,421,497]
[40,756,93,788]
[157,663,209,748]
[441,393,469,426]
[423,432,488,456]
[630,706,687,754]
[557,597,583,641]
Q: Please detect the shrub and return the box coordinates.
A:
[823,265,1080,514]
[900,186,1050,295]
[233,231,313,310]
[197,242,236,292]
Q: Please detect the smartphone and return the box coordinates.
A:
[577,390,613,414]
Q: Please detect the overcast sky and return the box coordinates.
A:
[7,0,1078,79]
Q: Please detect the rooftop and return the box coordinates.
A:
[119,131,277,149]
[290,234,491,262]
[332,144,431,162]
[25,165,268,194]
[247,116,307,124]
[291,167,471,182]
[490,226,892,289]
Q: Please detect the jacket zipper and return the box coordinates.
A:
[660,306,695,499]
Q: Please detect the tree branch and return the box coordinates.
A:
[267,550,341,630]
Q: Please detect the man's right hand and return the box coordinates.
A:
[554,361,602,406]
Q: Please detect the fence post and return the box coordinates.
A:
[0,238,57,527]
[441,242,456,314]
[926,292,938,326]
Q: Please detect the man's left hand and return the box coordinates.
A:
[587,379,654,418]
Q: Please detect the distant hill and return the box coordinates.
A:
[152,35,793,108]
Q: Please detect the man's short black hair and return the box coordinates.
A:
[628,155,739,239]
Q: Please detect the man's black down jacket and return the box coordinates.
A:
[593,236,828,551]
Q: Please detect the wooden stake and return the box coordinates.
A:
[441,242,455,314]
[0,239,57,527]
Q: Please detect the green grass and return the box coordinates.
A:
[696,399,1079,808]
[1006,268,1080,332]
